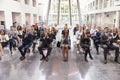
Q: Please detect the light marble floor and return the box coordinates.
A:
[0,29,120,80]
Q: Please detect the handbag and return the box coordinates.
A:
[57,41,61,47]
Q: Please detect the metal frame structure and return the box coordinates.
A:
[46,0,81,25]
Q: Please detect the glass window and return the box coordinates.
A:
[25,0,29,5]
[14,0,20,2]
[33,0,36,7]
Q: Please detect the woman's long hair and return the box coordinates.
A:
[82,29,88,39]
[63,25,69,38]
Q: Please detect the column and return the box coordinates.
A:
[77,0,82,24]
[98,0,100,9]
[31,14,34,25]
[57,0,60,25]
[115,11,120,28]
[93,14,96,25]
[69,0,72,25]
[4,11,12,29]
[89,14,92,25]
[101,13,105,27]
[87,15,89,25]
[30,0,33,6]
[102,0,105,8]
[46,0,51,25]
[21,13,26,26]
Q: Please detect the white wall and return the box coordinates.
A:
[0,0,39,29]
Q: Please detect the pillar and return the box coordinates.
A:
[4,10,12,29]
[93,14,96,25]
[89,14,92,25]
[46,0,51,25]
[115,11,120,28]
[57,0,60,25]
[69,0,72,25]
[98,0,100,9]
[102,0,105,9]
[31,14,34,25]
[77,0,82,24]
[21,13,26,26]
[101,13,105,27]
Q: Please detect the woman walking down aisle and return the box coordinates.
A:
[61,24,70,62]
[80,29,93,62]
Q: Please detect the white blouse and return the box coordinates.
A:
[0,35,9,42]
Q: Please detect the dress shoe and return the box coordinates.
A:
[85,59,88,62]
[90,56,93,60]
[114,60,120,64]
[40,57,45,60]
[20,56,25,61]
[0,56,1,60]
[104,60,107,64]
[45,57,49,62]
[97,52,99,55]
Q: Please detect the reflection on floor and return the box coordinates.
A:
[0,44,120,80]
[0,29,120,80]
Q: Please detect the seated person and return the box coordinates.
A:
[0,30,9,59]
[17,25,23,39]
[80,29,93,62]
[111,28,120,44]
[101,27,120,64]
[31,26,38,53]
[38,27,52,61]
[18,27,33,61]
[94,27,101,55]
[0,30,9,48]
[76,26,82,54]
[0,43,2,60]
[9,26,19,55]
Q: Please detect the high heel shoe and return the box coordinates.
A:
[90,56,93,60]
[85,58,88,62]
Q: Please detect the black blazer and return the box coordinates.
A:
[101,33,113,46]
[80,36,91,46]
[62,30,69,38]
[40,33,52,47]
[22,33,33,45]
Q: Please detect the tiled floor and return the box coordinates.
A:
[0,29,120,80]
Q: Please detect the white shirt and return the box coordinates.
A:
[90,28,97,37]
[0,35,9,42]
[76,31,82,40]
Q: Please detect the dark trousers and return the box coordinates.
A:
[38,45,52,58]
[95,40,100,53]
[102,45,119,60]
[9,39,16,53]
[81,44,92,60]
[18,44,31,57]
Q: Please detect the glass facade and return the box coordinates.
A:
[87,0,120,11]
[48,0,80,25]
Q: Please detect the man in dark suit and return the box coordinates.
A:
[38,29,52,61]
[18,27,33,61]
[101,27,120,64]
